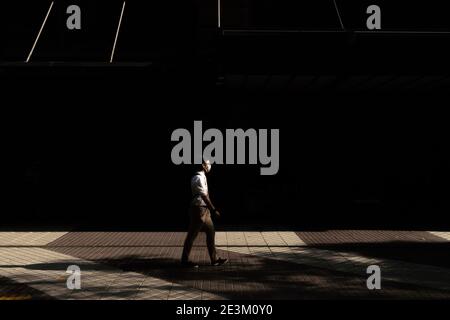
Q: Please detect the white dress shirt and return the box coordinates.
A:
[191,171,208,206]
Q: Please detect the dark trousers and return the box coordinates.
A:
[181,206,217,263]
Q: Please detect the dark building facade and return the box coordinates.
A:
[2,1,450,230]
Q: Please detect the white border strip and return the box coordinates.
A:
[26,1,54,63]
[110,1,126,63]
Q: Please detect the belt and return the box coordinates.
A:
[192,194,212,211]
[191,204,209,209]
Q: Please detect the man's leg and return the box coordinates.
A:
[181,207,203,263]
[203,209,228,266]
[203,210,217,263]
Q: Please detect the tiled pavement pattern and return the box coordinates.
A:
[0,233,67,300]
[297,230,445,245]
[0,275,53,300]
[297,230,450,269]
[0,246,223,300]
[44,231,305,247]
[1,231,450,299]
[0,232,68,246]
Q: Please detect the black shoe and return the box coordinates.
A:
[212,258,228,266]
[181,261,199,268]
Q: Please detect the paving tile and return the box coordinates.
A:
[225,232,246,246]
[243,232,267,246]
[215,232,227,246]
[279,232,307,246]
[261,232,286,246]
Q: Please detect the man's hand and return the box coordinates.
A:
[213,210,221,218]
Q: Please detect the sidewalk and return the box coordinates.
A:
[1,230,450,300]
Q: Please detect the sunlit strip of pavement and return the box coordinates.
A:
[0,247,224,300]
[44,231,306,247]
[216,232,306,247]
[429,232,450,241]
[0,232,68,246]
[223,234,450,292]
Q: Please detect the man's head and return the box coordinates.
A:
[202,159,212,174]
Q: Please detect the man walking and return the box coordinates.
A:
[181,159,228,267]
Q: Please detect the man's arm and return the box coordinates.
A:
[201,194,220,217]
